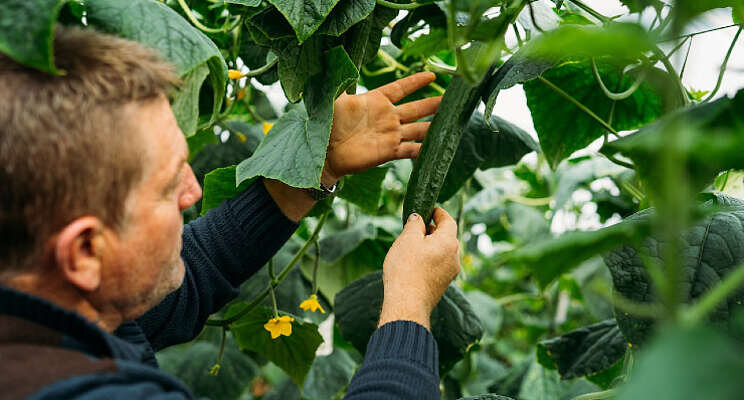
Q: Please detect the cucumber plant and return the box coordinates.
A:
[6,0,744,399]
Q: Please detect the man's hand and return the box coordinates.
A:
[378,207,461,330]
[321,72,442,185]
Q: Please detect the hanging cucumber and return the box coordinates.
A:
[402,73,490,225]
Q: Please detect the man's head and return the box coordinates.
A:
[0,27,202,327]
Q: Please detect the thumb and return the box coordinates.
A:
[401,213,426,238]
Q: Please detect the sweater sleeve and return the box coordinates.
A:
[343,321,441,400]
[135,179,298,350]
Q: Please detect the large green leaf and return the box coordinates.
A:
[601,89,744,198]
[438,112,539,202]
[319,222,377,264]
[302,348,356,399]
[603,196,744,346]
[482,49,555,130]
[618,326,744,400]
[501,217,650,289]
[236,46,358,188]
[86,0,227,136]
[171,63,210,137]
[517,359,600,400]
[267,0,341,42]
[230,305,324,386]
[523,59,666,169]
[337,167,389,213]
[156,335,259,400]
[335,271,484,373]
[317,0,376,36]
[537,319,627,380]
[200,165,256,216]
[0,0,68,74]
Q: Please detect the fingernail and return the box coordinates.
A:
[408,213,419,222]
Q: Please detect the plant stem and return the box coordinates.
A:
[177,0,224,33]
[566,0,610,23]
[591,58,647,101]
[679,37,693,80]
[682,262,744,325]
[503,194,554,206]
[659,24,741,43]
[216,327,226,363]
[269,284,279,317]
[537,75,618,135]
[494,292,540,305]
[205,211,330,326]
[703,25,743,102]
[376,0,422,10]
[243,57,279,78]
[268,257,275,280]
[651,45,690,106]
[570,389,618,400]
[311,240,320,294]
[380,50,448,94]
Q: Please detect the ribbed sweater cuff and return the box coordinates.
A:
[225,179,299,249]
[366,320,439,376]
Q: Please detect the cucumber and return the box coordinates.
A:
[402,74,489,225]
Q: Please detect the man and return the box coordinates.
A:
[0,26,460,399]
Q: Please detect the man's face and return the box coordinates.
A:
[99,95,201,320]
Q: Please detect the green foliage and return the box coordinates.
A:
[338,167,390,213]
[501,217,650,289]
[602,89,744,198]
[524,59,666,168]
[335,271,484,373]
[618,326,744,400]
[157,334,259,400]
[229,305,323,386]
[201,166,256,215]
[438,112,539,202]
[537,319,627,380]
[10,0,744,398]
[236,46,358,188]
[0,0,68,74]
[86,0,227,136]
[604,197,744,346]
[267,0,341,42]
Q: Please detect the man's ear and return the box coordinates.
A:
[54,217,108,292]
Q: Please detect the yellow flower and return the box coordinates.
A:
[262,121,274,135]
[299,294,325,314]
[228,69,244,80]
[264,315,294,339]
[209,364,221,376]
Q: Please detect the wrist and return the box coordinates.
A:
[321,164,340,188]
[378,300,431,330]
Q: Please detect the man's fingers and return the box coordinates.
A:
[396,96,441,123]
[428,207,458,238]
[393,142,421,160]
[377,72,437,103]
[401,213,427,238]
[400,122,430,142]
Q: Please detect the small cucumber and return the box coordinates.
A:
[402,74,488,225]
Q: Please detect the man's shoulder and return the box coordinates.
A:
[1,342,194,400]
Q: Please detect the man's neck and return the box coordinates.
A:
[2,273,123,332]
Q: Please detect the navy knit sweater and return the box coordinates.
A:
[0,180,440,399]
